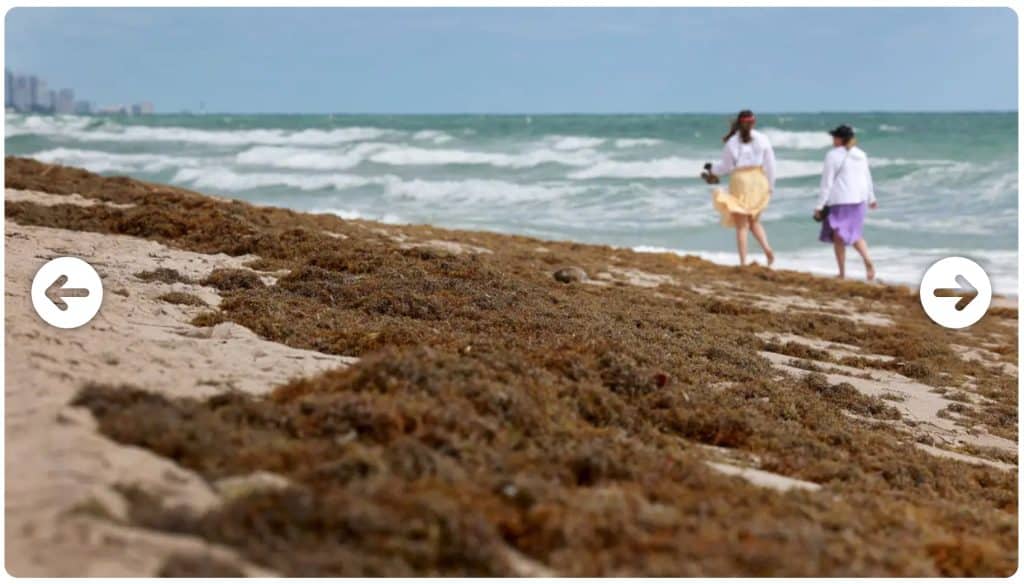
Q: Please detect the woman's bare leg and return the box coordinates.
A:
[732,213,749,266]
[749,215,775,267]
[832,233,846,279]
[852,239,876,280]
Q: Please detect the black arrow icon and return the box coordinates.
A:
[932,274,978,311]
[44,274,91,311]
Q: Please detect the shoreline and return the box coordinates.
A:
[631,244,1020,302]
[310,210,1019,298]
[299,209,1022,300]
[4,157,1019,576]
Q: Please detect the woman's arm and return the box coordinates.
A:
[817,153,836,211]
[710,142,736,176]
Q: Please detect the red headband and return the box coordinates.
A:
[739,114,756,122]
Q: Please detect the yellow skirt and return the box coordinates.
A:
[712,166,771,228]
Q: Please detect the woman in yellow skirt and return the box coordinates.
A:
[703,110,776,267]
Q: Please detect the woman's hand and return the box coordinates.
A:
[869,201,879,210]
[812,209,824,222]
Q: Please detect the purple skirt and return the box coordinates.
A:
[819,202,867,245]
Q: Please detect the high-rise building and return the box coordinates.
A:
[55,88,74,114]
[12,75,31,112]
[28,76,41,110]
[4,70,118,116]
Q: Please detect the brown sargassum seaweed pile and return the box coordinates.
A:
[6,157,1018,576]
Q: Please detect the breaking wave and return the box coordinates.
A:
[759,128,833,150]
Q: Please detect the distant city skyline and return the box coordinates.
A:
[5,68,153,115]
[5,7,1018,114]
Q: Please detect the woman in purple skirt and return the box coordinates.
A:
[814,125,878,280]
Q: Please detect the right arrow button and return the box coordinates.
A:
[932,274,978,312]
[920,258,992,329]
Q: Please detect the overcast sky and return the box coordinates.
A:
[5,7,1018,113]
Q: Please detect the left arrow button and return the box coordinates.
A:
[31,257,104,329]
[44,274,92,311]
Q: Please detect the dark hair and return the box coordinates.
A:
[829,124,856,147]
[723,109,755,144]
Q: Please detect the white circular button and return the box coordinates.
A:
[919,257,992,330]
[31,257,104,329]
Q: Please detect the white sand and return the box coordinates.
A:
[914,443,1015,472]
[705,462,822,493]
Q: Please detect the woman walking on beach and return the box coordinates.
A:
[706,110,776,267]
[815,124,878,280]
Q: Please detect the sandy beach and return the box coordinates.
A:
[4,156,1018,576]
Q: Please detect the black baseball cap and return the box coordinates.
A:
[829,124,855,140]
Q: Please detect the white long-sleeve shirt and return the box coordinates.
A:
[710,129,776,191]
[816,146,877,210]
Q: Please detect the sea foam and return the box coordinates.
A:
[235,144,388,170]
[412,130,455,144]
[31,147,199,174]
[614,138,663,148]
[547,135,607,151]
[384,178,588,203]
[12,118,398,146]
[172,167,394,192]
[759,128,833,150]
[368,145,600,168]
[569,157,824,180]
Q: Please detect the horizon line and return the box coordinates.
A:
[68,109,1021,116]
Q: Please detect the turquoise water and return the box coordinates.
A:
[5,112,1018,293]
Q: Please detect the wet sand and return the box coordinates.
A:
[4,157,1018,576]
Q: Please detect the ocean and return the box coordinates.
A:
[5,112,1018,294]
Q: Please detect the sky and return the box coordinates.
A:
[4,7,1019,114]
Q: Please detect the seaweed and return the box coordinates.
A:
[9,157,1019,576]
[157,291,208,307]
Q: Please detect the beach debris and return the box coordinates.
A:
[553,266,587,283]
[157,291,208,307]
[135,267,194,284]
[201,268,265,291]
